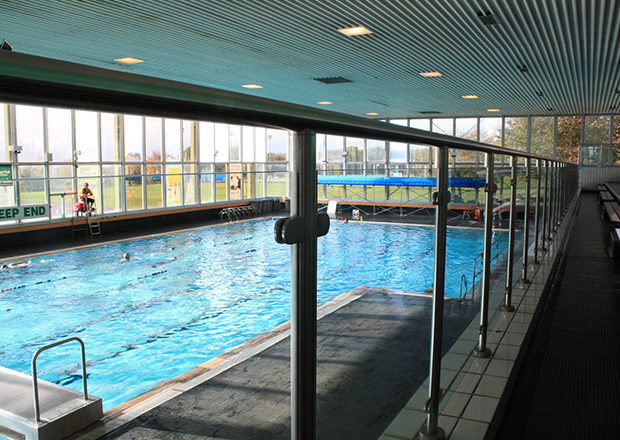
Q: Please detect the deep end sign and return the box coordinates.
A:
[0,205,49,220]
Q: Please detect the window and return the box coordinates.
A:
[101,113,121,162]
[557,116,582,163]
[199,121,215,162]
[124,115,143,162]
[504,117,528,152]
[75,111,99,162]
[47,108,73,163]
[145,117,163,163]
[345,137,364,162]
[165,119,181,161]
[16,105,44,162]
[367,140,385,162]
[267,129,287,162]
[531,117,554,157]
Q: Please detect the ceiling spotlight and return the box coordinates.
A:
[114,57,144,64]
[338,26,372,36]
[487,109,500,112]
[317,101,333,105]
[462,95,479,99]
[517,65,529,73]
[547,107,553,111]
[1,39,13,51]
[536,91,544,97]
[478,13,498,26]
[242,84,263,89]
[420,71,443,77]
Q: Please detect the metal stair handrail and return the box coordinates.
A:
[31,337,88,423]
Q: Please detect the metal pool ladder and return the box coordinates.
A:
[0,337,103,440]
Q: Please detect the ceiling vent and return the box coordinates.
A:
[314,77,353,84]
[478,13,498,26]
[418,111,441,114]
[517,65,529,73]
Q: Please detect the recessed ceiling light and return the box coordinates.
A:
[487,109,500,112]
[366,112,379,115]
[462,95,479,99]
[242,84,263,89]
[317,101,333,105]
[114,57,144,64]
[338,26,372,36]
[420,72,443,77]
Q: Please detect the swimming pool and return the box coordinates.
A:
[0,220,510,411]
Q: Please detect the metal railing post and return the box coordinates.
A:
[419,146,449,440]
[290,129,318,440]
[547,161,555,239]
[521,157,531,282]
[504,156,517,312]
[475,152,493,358]
[541,160,549,250]
[533,159,542,264]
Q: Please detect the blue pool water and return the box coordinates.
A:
[0,220,510,410]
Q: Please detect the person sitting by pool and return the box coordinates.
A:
[81,182,95,210]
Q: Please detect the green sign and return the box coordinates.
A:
[0,205,49,220]
[0,164,11,186]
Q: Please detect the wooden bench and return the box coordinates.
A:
[603,201,620,224]
[599,191,614,202]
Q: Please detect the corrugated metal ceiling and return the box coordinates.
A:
[1,0,619,118]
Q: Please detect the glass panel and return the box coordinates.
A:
[184,164,197,205]
[200,164,213,203]
[124,115,143,162]
[49,165,73,219]
[215,163,227,201]
[145,117,163,162]
[16,105,45,162]
[345,137,364,162]
[455,118,477,140]
[101,113,121,162]
[267,129,287,162]
[125,164,143,211]
[229,125,241,161]
[326,135,344,163]
[47,108,73,163]
[584,115,610,145]
[255,128,266,163]
[389,143,407,163]
[146,163,163,208]
[531,117,554,157]
[76,165,100,211]
[242,126,254,162]
[479,118,502,146]
[504,117,528,151]
[165,119,181,161]
[214,123,229,162]
[0,104,6,160]
[255,163,265,197]
[18,165,45,204]
[267,164,287,196]
[614,117,620,164]
[410,119,430,131]
[199,121,215,162]
[557,116,582,163]
[102,165,122,213]
[390,119,408,127]
[243,164,253,199]
[432,118,453,136]
[166,164,183,206]
[410,144,431,163]
[367,139,385,162]
[75,110,99,162]
[183,120,196,161]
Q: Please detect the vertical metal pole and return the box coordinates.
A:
[290,129,317,440]
[547,162,555,237]
[541,161,549,250]
[475,152,493,358]
[419,147,448,440]
[533,159,542,264]
[521,157,531,282]
[504,156,517,312]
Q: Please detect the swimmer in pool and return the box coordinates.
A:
[1,260,30,269]
[152,256,177,267]
[119,253,131,263]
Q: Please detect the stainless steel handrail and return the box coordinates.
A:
[31,337,88,423]
[459,274,468,301]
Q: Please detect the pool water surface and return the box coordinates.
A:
[0,220,509,410]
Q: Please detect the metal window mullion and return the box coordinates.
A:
[521,157,531,282]
[533,159,542,264]
[504,156,517,311]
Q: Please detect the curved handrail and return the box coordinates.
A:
[31,337,88,423]
[459,274,468,301]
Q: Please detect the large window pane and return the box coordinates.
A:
[557,116,582,163]
[124,115,143,162]
[479,118,502,146]
[584,115,610,145]
[101,113,121,162]
[145,117,163,162]
[200,164,214,203]
[410,119,430,131]
[75,111,99,162]
[531,117,554,157]
[183,120,196,161]
[166,164,183,206]
[184,164,197,205]
[199,122,215,162]
[16,105,44,162]
[345,137,364,162]
[0,104,6,159]
[267,129,287,162]
[326,135,343,163]
[389,143,407,163]
[229,125,241,161]
[49,165,73,218]
[165,119,181,161]
[455,118,479,162]
[18,165,45,204]
[410,144,431,163]
[242,126,254,162]
[215,164,227,201]
[432,118,453,136]
[102,165,122,213]
[146,164,163,209]
[47,108,73,163]
[214,124,229,163]
[125,164,143,211]
[267,164,287,196]
[367,139,385,162]
[504,117,528,152]
[255,128,266,163]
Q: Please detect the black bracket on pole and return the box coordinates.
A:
[274,213,330,245]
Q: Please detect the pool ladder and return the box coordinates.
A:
[458,274,471,301]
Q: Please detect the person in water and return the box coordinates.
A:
[119,253,131,263]
[1,260,30,269]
